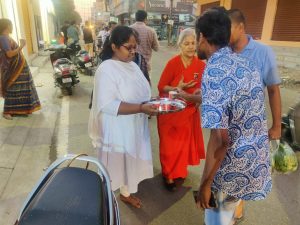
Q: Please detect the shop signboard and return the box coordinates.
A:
[146,0,193,14]
[113,1,129,16]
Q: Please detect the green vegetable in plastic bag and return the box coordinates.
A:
[273,142,298,173]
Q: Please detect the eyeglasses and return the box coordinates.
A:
[121,45,137,52]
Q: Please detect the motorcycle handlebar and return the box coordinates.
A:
[44,47,73,52]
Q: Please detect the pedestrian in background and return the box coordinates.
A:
[130,10,159,72]
[67,20,80,45]
[0,18,41,120]
[132,29,150,83]
[83,21,94,57]
[228,9,282,220]
[60,20,69,45]
[157,28,205,191]
[88,26,158,208]
[102,21,117,48]
[96,26,108,50]
[195,8,271,225]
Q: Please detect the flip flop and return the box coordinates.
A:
[130,195,142,204]
[120,194,142,208]
[3,114,13,120]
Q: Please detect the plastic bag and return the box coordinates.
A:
[272,141,298,173]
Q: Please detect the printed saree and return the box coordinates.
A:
[0,35,41,115]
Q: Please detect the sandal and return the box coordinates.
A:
[120,194,142,208]
[233,216,244,225]
[163,177,177,192]
[3,114,13,120]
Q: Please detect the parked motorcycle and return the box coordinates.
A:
[46,44,80,95]
[74,49,94,76]
[67,42,95,76]
[15,154,120,225]
[281,100,300,151]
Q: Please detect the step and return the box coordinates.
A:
[38,50,52,57]
[31,56,50,68]
[27,53,38,66]
[30,66,39,78]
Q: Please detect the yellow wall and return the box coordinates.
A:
[19,0,34,55]
[197,0,300,47]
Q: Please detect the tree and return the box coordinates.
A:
[51,0,82,25]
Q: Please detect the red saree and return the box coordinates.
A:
[157,55,206,179]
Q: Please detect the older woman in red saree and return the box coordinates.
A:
[157,28,206,191]
[0,19,41,120]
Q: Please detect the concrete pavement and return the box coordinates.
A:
[0,43,300,225]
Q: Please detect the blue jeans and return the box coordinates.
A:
[205,191,241,225]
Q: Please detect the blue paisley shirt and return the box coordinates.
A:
[201,47,272,201]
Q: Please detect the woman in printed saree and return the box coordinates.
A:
[157,28,206,191]
[0,18,41,120]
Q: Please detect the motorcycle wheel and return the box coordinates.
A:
[85,68,93,76]
[61,87,73,96]
[66,87,73,95]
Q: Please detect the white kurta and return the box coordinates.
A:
[88,59,153,193]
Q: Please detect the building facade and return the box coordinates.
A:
[108,0,195,25]
[0,0,56,60]
[91,0,110,26]
[196,0,300,70]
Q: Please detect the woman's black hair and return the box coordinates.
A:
[0,18,12,35]
[100,26,136,61]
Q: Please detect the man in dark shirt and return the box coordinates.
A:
[83,21,94,57]
[60,21,69,45]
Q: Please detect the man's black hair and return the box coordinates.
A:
[135,10,147,22]
[208,6,227,13]
[108,21,117,28]
[227,9,246,25]
[195,7,231,48]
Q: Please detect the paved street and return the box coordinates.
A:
[0,43,300,225]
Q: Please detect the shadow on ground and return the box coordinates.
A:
[273,169,300,225]
[118,174,191,225]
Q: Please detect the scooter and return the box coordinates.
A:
[281,99,300,151]
[74,49,94,76]
[46,44,80,95]
[14,154,120,225]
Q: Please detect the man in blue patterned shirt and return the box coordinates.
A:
[195,8,272,225]
[228,9,282,221]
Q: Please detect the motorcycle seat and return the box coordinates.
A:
[18,167,107,225]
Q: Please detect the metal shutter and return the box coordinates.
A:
[200,1,220,14]
[231,0,268,40]
[272,0,300,42]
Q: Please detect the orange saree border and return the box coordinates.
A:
[7,53,26,88]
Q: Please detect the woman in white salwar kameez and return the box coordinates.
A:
[89,26,158,208]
